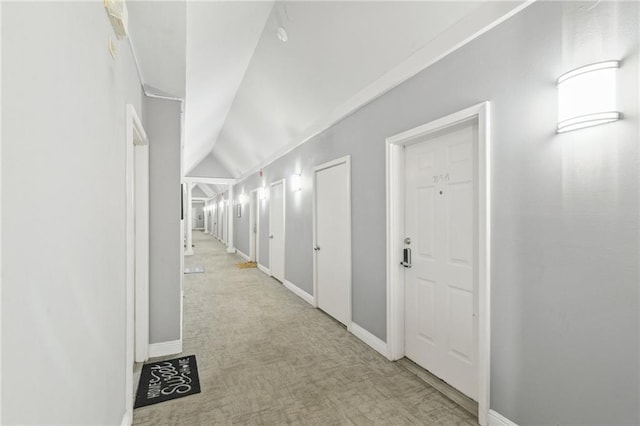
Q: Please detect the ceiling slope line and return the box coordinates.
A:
[126,33,185,109]
[233,0,535,183]
[183,0,277,176]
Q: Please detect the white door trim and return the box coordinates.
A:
[386,102,491,425]
[312,155,352,321]
[192,200,205,230]
[269,179,286,282]
[125,104,150,421]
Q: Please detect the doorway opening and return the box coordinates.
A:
[386,102,491,425]
[125,104,150,423]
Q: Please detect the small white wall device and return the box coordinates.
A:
[104,0,129,40]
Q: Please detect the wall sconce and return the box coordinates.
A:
[291,173,302,192]
[238,193,247,205]
[557,60,620,133]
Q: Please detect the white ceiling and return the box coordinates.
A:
[128,1,526,182]
[127,1,186,97]
[211,1,488,177]
[184,1,275,174]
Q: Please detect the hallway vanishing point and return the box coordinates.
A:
[132,231,477,425]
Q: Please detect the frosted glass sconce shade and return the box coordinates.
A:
[258,187,267,200]
[291,174,302,192]
[557,61,620,133]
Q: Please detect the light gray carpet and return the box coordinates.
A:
[132,231,478,425]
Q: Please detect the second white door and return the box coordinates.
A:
[314,157,351,326]
[269,181,285,282]
[404,121,479,400]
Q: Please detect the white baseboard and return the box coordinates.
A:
[121,411,132,426]
[184,248,193,256]
[226,247,236,254]
[236,250,250,261]
[488,410,518,426]
[257,263,270,276]
[148,339,183,358]
[283,280,315,306]
[349,322,389,358]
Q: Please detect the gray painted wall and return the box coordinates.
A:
[146,97,182,344]
[233,2,639,424]
[1,2,142,424]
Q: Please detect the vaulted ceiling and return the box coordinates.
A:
[128,1,525,183]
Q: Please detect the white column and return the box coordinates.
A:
[226,183,236,253]
[185,183,194,256]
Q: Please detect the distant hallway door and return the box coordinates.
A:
[314,157,351,326]
[269,180,285,283]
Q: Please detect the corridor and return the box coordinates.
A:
[132,231,477,425]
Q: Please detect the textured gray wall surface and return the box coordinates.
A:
[1,2,142,424]
[233,2,639,424]
[146,97,183,344]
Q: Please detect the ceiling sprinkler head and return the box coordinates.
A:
[277,26,288,43]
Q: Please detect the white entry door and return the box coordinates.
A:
[314,157,351,326]
[269,180,285,282]
[404,121,479,400]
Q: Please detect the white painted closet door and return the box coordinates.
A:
[315,162,350,326]
[404,123,478,400]
[270,182,285,282]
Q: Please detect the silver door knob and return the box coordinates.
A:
[269,235,274,239]
[314,246,320,251]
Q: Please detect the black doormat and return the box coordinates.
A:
[134,355,201,408]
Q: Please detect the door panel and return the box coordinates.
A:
[404,122,478,400]
[416,278,437,343]
[315,161,350,326]
[270,181,285,282]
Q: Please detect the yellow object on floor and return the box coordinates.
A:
[237,261,257,269]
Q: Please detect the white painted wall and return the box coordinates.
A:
[2,3,142,424]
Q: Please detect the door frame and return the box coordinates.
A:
[269,179,286,281]
[312,156,352,322]
[249,188,259,262]
[385,102,491,425]
[192,200,205,230]
[125,104,150,422]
